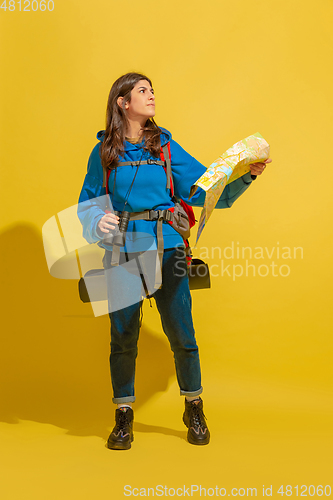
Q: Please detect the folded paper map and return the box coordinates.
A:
[189,132,270,244]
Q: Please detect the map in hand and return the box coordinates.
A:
[189,132,270,244]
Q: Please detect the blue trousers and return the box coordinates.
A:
[103,247,203,404]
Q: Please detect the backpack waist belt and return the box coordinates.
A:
[109,207,189,289]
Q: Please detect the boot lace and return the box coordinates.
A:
[190,403,207,428]
[115,410,130,432]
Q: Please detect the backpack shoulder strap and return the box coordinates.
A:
[161,142,174,196]
[103,168,112,193]
[161,142,196,229]
[102,167,113,211]
[103,168,107,189]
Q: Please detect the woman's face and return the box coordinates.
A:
[124,79,155,121]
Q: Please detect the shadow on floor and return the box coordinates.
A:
[0,223,178,439]
[134,422,187,442]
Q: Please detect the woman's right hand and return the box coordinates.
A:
[98,213,120,233]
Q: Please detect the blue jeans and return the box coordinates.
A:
[103,247,203,404]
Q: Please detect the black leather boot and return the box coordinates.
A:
[107,407,134,450]
[183,397,210,445]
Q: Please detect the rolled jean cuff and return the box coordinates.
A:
[112,396,136,404]
[180,386,203,397]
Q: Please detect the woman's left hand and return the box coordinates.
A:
[249,158,272,176]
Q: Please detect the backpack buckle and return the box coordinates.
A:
[163,210,172,222]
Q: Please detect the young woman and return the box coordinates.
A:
[78,72,268,450]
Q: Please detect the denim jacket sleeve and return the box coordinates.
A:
[169,139,254,208]
[77,143,107,243]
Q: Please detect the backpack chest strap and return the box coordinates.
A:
[117,159,165,167]
[103,149,173,193]
[102,159,165,188]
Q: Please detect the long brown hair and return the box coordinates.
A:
[100,72,162,171]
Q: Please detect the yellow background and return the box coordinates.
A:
[1,0,332,498]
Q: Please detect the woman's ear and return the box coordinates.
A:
[117,96,124,109]
[117,96,129,110]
